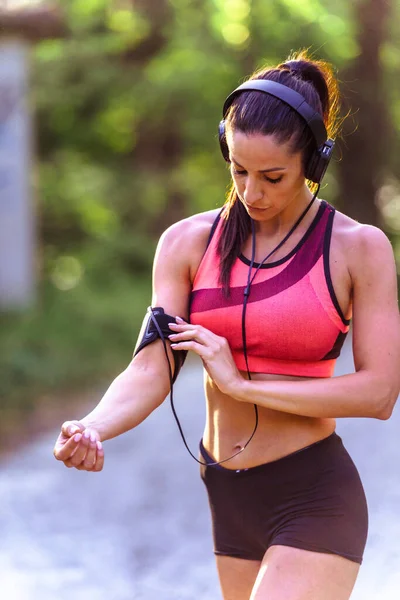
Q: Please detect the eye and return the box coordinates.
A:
[232,167,283,184]
[264,175,283,184]
[232,167,246,176]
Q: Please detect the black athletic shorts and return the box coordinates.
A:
[200,432,368,564]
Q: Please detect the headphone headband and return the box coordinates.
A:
[222,80,328,148]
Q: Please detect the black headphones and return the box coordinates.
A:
[218,79,335,184]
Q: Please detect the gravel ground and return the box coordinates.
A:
[1,341,399,600]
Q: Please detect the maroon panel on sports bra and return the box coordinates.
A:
[190,201,351,377]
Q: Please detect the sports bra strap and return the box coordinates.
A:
[205,208,223,250]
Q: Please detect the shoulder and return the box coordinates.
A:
[331,207,396,281]
[157,208,222,257]
[155,208,222,279]
[160,208,221,245]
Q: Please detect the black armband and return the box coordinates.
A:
[133,306,188,383]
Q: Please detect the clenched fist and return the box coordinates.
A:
[53,420,104,472]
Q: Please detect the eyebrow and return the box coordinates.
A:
[231,157,286,173]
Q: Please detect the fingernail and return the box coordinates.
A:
[96,441,103,451]
[83,430,90,439]
[69,426,79,435]
[175,316,184,322]
[90,432,96,443]
[74,433,81,442]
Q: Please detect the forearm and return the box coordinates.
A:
[80,363,171,441]
[230,370,395,420]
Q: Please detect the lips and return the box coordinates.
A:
[245,205,268,211]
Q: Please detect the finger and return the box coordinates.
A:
[92,441,104,472]
[63,445,88,469]
[170,325,221,348]
[67,430,91,467]
[168,329,203,342]
[171,323,222,345]
[82,431,98,469]
[76,441,104,472]
[79,441,104,472]
[169,326,217,345]
[54,433,83,461]
[61,420,84,437]
[168,321,193,331]
[170,340,210,356]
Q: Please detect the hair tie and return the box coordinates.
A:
[282,60,302,77]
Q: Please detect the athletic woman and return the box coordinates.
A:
[53,51,400,600]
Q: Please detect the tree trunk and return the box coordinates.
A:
[337,0,391,226]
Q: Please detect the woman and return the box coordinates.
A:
[53,51,400,600]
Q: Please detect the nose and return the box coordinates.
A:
[243,177,263,206]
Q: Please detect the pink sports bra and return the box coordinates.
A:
[189,200,351,378]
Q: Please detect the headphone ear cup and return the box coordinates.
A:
[305,139,335,184]
[305,150,320,183]
[218,120,230,162]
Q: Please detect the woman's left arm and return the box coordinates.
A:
[169,226,400,420]
[228,226,400,420]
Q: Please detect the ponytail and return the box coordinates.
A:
[217,50,342,296]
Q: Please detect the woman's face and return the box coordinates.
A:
[227,130,308,220]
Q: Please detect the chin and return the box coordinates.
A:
[245,206,274,218]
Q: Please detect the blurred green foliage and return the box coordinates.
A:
[1,0,399,413]
[0,272,150,411]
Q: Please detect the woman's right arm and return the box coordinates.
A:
[53,217,197,471]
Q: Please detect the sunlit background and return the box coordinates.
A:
[0,1,399,599]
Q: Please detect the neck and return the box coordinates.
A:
[253,185,317,238]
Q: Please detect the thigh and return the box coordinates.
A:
[216,555,261,600]
[250,545,360,600]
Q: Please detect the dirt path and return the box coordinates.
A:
[1,347,399,599]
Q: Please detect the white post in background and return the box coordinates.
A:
[0,38,35,309]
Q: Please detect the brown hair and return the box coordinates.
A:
[217,50,341,296]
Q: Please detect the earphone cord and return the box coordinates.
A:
[151,185,320,467]
[241,185,320,453]
[149,310,243,466]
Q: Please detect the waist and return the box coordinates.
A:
[200,430,340,474]
[202,377,336,470]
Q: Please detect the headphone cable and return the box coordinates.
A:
[152,186,320,466]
